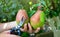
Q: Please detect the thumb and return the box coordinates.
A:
[34,27,40,33]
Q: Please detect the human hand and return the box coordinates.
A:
[20,23,40,34]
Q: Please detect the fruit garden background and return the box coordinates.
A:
[0,0,60,37]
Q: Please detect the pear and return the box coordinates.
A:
[30,8,45,29]
[16,9,29,25]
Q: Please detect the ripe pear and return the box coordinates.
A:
[16,9,29,25]
[30,9,45,29]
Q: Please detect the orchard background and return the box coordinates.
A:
[0,0,60,37]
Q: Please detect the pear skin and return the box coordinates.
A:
[30,10,45,29]
[16,9,29,25]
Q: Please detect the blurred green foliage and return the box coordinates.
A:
[41,0,60,18]
[0,0,22,22]
[0,0,60,23]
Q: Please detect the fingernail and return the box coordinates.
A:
[28,23,30,25]
[37,27,40,30]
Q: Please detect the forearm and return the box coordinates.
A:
[0,21,17,33]
[0,33,20,37]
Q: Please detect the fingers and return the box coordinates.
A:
[24,23,27,32]
[28,23,32,33]
[20,28,24,32]
[20,23,33,33]
[20,23,27,32]
[20,23,40,34]
[34,27,40,33]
